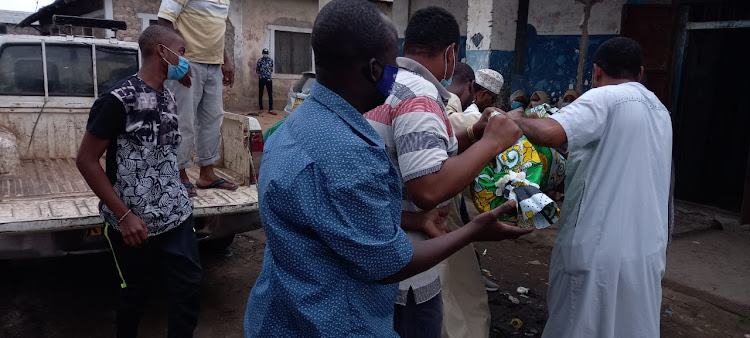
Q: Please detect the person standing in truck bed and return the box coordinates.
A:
[158,0,238,197]
[76,25,201,338]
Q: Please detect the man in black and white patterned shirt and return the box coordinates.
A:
[77,25,200,337]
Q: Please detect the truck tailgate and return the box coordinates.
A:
[0,186,258,234]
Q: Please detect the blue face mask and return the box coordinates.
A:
[441,45,456,87]
[376,63,399,97]
[160,44,189,81]
[511,101,524,109]
[561,102,571,108]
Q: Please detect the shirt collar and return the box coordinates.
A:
[397,57,452,103]
[309,82,385,147]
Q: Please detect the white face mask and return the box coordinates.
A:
[443,44,456,82]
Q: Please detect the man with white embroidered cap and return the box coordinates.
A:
[463,69,504,117]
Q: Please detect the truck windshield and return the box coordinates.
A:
[0,42,138,97]
[95,46,138,94]
[0,44,45,95]
[46,45,94,96]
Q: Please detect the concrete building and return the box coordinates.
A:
[0,10,39,35]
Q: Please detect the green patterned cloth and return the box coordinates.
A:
[263,118,286,141]
[471,104,566,228]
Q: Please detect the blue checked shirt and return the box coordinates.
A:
[244,83,414,337]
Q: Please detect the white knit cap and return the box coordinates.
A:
[475,69,504,95]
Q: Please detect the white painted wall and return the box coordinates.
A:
[467,0,492,51]
[490,0,518,51]
[527,0,627,35]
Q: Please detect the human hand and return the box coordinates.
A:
[480,111,523,154]
[120,213,148,247]
[222,63,234,87]
[468,200,534,241]
[179,65,192,88]
[471,107,499,134]
[420,206,451,238]
[504,107,528,121]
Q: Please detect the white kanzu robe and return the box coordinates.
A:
[543,82,672,338]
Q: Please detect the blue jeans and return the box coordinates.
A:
[394,289,443,338]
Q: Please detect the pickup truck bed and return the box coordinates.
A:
[0,158,258,234]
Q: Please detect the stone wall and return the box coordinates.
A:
[111,0,159,42]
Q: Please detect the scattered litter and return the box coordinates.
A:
[665,310,674,316]
[523,273,530,276]
[530,328,539,334]
[527,260,542,265]
[524,334,535,337]
[517,286,530,295]
[692,241,700,244]
[508,295,520,304]
[520,294,530,299]
[481,269,494,277]
[510,318,524,330]
[482,249,488,256]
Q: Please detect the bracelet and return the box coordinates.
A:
[467,125,478,143]
[118,209,132,223]
[489,110,503,121]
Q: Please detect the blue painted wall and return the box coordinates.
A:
[516,24,618,104]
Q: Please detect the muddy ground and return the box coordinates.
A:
[1,227,748,337]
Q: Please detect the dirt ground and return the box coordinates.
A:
[2,111,749,337]
[2,226,749,337]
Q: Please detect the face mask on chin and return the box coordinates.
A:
[511,101,524,109]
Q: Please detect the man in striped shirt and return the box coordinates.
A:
[364,7,524,338]
[158,0,238,196]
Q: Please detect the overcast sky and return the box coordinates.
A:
[0,0,56,13]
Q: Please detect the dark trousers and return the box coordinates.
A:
[259,78,273,110]
[459,196,471,225]
[105,216,202,338]
[394,290,443,338]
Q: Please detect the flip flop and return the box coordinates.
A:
[196,178,238,191]
[183,182,198,197]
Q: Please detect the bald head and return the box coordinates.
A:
[312,0,397,73]
[139,25,182,57]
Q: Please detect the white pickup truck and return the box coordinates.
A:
[0,33,263,259]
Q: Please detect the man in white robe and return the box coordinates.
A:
[507,37,672,337]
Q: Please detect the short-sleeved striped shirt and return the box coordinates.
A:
[158,0,229,64]
[365,57,458,305]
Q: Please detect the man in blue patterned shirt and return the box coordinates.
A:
[244,1,532,337]
[256,48,274,112]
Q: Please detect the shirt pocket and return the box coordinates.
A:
[564,179,605,274]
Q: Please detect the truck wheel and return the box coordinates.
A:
[200,234,235,252]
